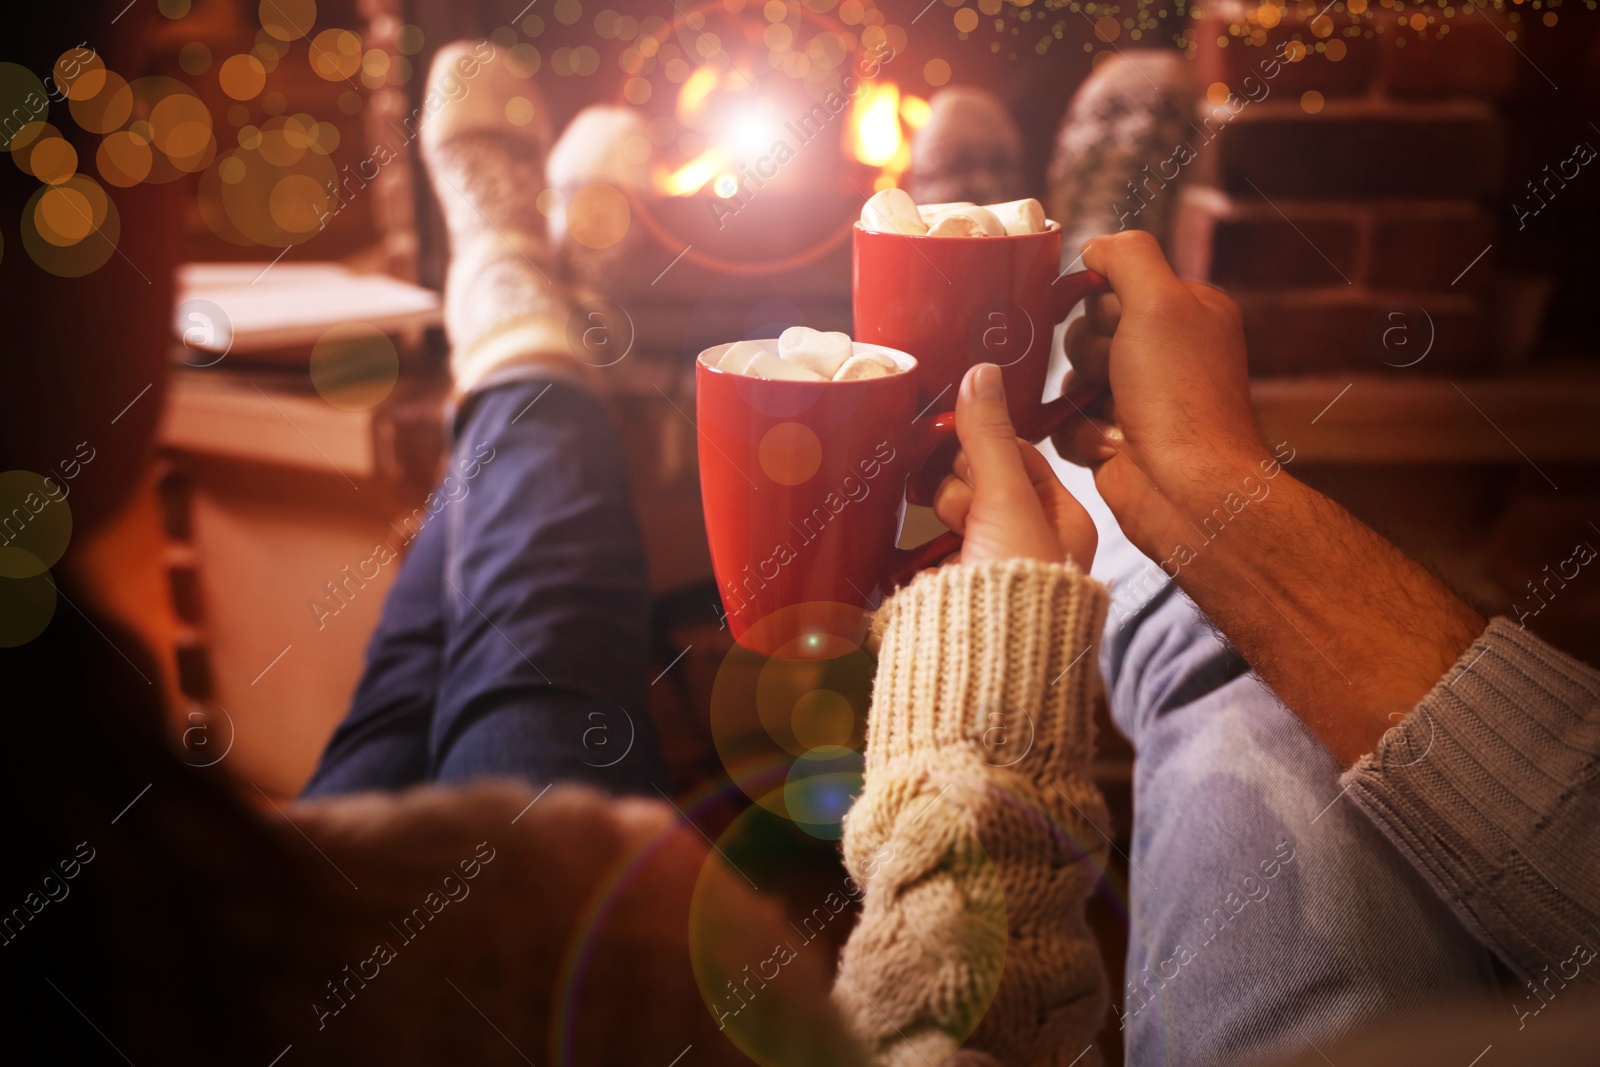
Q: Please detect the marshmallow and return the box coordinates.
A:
[917,201,975,222]
[713,340,768,374]
[778,326,854,378]
[925,205,1005,237]
[742,350,826,381]
[832,351,899,381]
[859,188,928,236]
[985,197,1048,235]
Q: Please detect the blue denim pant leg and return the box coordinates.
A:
[1046,456,1502,1066]
[299,497,445,797]
[1102,576,1504,1066]
[302,379,668,799]
[431,380,667,794]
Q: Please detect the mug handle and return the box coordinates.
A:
[1032,268,1114,438]
[887,410,962,589]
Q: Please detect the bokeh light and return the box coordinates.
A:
[685,795,841,1067]
[269,172,329,235]
[310,322,399,409]
[0,571,56,648]
[395,24,425,55]
[788,690,856,750]
[56,48,107,100]
[0,572,55,646]
[21,174,121,276]
[310,28,363,81]
[536,188,565,218]
[0,471,73,579]
[260,0,317,41]
[709,600,875,816]
[0,63,48,155]
[28,136,77,186]
[688,779,1003,1063]
[11,124,69,183]
[68,68,133,138]
[127,76,216,182]
[564,182,631,248]
[199,109,338,247]
[219,54,268,101]
[151,92,214,168]
[178,41,213,76]
[36,185,97,244]
[505,96,536,126]
[783,746,863,836]
[252,28,288,72]
[757,421,823,486]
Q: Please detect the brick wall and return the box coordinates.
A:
[1171,0,1536,375]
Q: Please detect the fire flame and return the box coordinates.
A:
[659,147,727,196]
[653,61,928,196]
[848,82,900,168]
[847,83,920,189]
[677,66,720,126]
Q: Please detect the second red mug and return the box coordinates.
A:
[853,220,1110,443]
[696,341,960,655]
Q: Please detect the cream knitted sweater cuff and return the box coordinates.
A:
[835,559,1112,1067]
[864,557,1109,781]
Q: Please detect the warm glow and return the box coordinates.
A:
[886,137,910,176]
[848,82,901,169]
[899,94,931,131]
[677,66,720,125]
[727,101,779,156]
[659,148,727,196]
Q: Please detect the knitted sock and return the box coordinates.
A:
[419,42,598,399]
[1046,50,1195,263]
[908,87,1026,208]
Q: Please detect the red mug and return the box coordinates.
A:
[853,220,1111,443]
[696,341,961,655]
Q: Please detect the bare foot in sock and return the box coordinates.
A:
[419,41,599,398]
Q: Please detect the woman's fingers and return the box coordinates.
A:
[932,473,973,534]
[1017,442,1098,568]
[1016,438,1060,486]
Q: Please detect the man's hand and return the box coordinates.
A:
[1049,231,1485,767]
[1052,230,1267,561]
[934,363,1097,571]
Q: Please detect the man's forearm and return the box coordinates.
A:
[1161,469,1486,766]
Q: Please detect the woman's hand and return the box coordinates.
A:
[933,363,1097,570]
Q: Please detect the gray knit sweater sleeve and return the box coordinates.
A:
[1341,617,1600,984]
